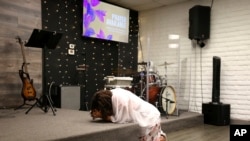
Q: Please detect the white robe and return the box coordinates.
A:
[110,88,161,128]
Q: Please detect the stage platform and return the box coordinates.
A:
[0,107,203,141]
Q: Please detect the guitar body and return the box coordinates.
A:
[19,70,36,100]
[16,36,36,101]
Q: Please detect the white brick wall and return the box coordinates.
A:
[139,0,250,120]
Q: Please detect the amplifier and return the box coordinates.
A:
[202,103,230,126]
[51,86,81,110]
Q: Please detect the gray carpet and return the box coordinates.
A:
[0,107,202,141]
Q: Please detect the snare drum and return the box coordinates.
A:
[157,86,176,115]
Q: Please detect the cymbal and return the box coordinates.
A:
[158,62,174,66]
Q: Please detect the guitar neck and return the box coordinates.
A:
[17,36,29,73]
[21,46,28,73]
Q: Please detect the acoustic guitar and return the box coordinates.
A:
[16,36,36,101]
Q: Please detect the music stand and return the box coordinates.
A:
[25,29,63,49]
[25,29,63,116]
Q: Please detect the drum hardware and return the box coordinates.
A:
[137,61,156,74]
[131,80,177,117]
[139,71,146,99]
[158,62,179,117]
[158,85,177,118]
[159,76,167,86]
[162,97,175,103]
[158,61,174,86]
[132,70,161,100]
[161,96,175,115]
[132,61,178,117]
[158,61,174,66]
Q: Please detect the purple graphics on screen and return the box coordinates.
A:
[83,0,129,43]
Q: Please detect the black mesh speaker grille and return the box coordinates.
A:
[212,56,221,103]
[189,5,211,40]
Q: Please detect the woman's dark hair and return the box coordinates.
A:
[91,90,113,120]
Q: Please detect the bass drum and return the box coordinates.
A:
[158,86,176,115]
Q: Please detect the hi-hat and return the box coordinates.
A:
[158,62,174,66]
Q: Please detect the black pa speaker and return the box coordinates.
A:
[212,56,221,103]
[189,5,211,40]
[202,103,230,126]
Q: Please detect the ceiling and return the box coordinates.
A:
[105,0,189,11]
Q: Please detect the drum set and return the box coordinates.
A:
[131,61,177,115]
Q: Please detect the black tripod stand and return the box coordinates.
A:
[24,29,63,116]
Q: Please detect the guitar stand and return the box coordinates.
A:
[25,95,56,116]
[14,99,34,110]
[25,98,44,114]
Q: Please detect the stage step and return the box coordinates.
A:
[0,108,202,141]
[54,111,203,141]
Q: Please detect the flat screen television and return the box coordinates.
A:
[83,0,130,43]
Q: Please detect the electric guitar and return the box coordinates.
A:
[16,36,36,101]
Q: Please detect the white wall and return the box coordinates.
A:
[139,0,250,121]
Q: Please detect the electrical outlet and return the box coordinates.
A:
[69,44,75,49]
[68,49,75,55]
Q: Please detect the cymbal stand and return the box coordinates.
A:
[163,62,168,86]
[139,71,146,100]
[161,62,179,117]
